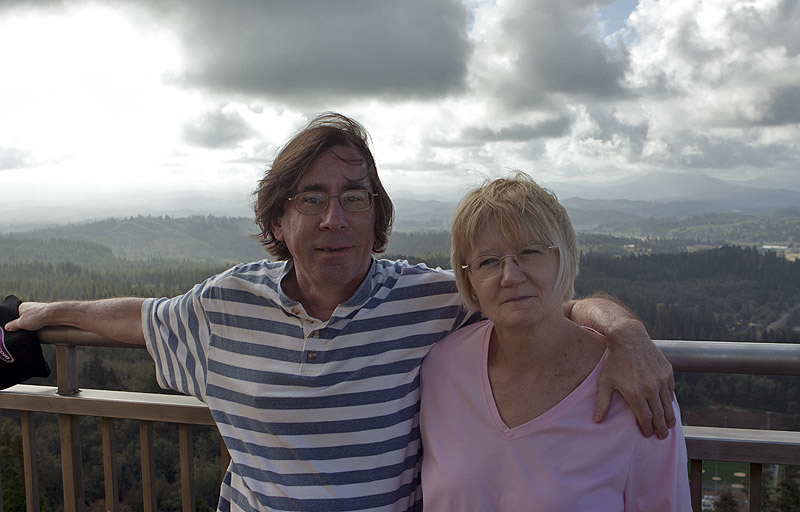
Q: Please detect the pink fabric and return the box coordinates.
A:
[420,320,691,511]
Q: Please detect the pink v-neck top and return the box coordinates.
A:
[420,319,691,511]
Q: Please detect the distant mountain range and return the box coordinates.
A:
[393,172,800,232]
[2,171,798,236]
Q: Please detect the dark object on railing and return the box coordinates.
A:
[0,294,51,390]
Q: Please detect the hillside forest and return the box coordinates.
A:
[1,216,799,510]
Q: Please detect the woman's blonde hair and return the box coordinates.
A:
[451,171,579,311]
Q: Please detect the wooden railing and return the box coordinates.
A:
[0,330,799,511]
[0,327,229,512]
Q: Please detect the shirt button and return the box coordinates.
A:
[308,351,318,361]
[312,331,321,338]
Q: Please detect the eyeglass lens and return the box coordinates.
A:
[466,244,553,280]
[290,190,374,214]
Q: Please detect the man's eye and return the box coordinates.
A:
[342,191,368,203]
[302,194,325,204]
[342,193,364,203]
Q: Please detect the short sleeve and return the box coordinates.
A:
[624,400,692,511]
[143,282,212,401]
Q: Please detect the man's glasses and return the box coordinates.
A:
[287,190,378,215]
[462,244,557,281]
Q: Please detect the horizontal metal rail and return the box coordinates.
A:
[656,339,800,375]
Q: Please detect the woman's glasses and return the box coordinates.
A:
[462,244,557,281]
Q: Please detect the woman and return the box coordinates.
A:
[420,173,690,510]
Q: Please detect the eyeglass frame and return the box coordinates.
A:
[461,243,557,281]
[287,189,379,215]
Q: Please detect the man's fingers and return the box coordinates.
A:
[593,379,613,424]
[648,395,669,439]
[661,388,677,429]
[631,396,655,438]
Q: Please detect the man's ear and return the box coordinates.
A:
[271,217,284,241]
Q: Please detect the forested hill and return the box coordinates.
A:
[578,246,800,341]
[4,215,267,262]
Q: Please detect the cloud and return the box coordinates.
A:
[625,0,800,129]
[470,0,628,111]
[761,85,800,126]
[461,117,573,142]
[0,147,34,170]
[143,0,473,102]
[182,107,256,148]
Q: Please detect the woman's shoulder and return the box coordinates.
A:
[427,319,492,360]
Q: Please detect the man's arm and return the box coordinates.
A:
[564,294,676,439]
[4,298,147,346]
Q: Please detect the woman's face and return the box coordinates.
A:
[467,219,563,330]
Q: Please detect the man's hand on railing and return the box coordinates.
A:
[5,302,54,332]
[5,299,148,346]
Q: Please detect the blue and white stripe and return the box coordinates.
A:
[144,258,468,511]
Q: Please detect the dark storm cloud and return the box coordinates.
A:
[729,0,800,57]
[660,131,798,170]
[483,0,628,110]
[148,0,472,101]
[761,85,800,126]
[461,117,573,143]
[182,108,255,148]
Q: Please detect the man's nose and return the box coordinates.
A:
[320,198,348,229]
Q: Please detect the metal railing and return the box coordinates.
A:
[658,340,800,511]
[0,331,799,511]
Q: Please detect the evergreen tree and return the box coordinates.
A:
[713,487,741,512]
[771,465,800,511]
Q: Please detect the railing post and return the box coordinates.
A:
[0,448,4,512]
[102,417,120,511]
[20,411,40,512]
[140,420,157,512]
[56,345,79,395]
[179,424,195,512]
[689,459,702,512]
[56,344,84,512]
[749,463,762,512]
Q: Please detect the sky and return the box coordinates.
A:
[1,0,799,228]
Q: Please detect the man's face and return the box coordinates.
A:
[272,144,376,301]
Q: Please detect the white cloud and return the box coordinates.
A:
[0,0,798,228]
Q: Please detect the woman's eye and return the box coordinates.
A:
[477,257,499,268]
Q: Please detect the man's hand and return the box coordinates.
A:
[4,299,147,346]
[4,302,54,332]
[594,321,676,438]
[567,295,676,438]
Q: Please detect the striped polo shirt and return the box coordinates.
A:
[143,257,469,512]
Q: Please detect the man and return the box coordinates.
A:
[6,113,675,512]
